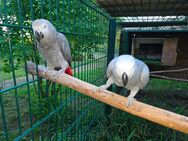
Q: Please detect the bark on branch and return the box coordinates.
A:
[150,68,188,74]
[150,74,188,82]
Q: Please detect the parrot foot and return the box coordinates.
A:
[42,70,46,76]
[55,69,65,80]
[126,96,137,107]
[42,67,48,76]
[44,67,55,76]
[93,85,107,94]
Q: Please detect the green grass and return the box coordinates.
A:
[87,108,188,141]
[0,68,26,82]
[147,78,188,90]
[0,59,26,82]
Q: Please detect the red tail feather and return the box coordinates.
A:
[65,67,73,76]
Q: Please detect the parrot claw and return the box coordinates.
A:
[93,85,106,94]
[126,97,136,107]
[42,71,46,76]
[55,69,65,79]
[42,68,47,76]
[44,67,54,76]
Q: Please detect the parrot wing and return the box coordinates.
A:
[140,64,150,89]
[57,32,72,67]
[106,57,118,78]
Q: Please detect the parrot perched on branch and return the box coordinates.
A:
[32,19,73,76]
[95,55,149,107]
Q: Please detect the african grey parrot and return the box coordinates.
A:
[95,55,149,107]
[32,19,72,76]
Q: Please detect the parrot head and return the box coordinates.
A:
[115,61,129,87]
[32,19,57,43]
[122,72,128,86]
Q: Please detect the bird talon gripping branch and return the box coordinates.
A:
[126,97,137,107]
[55,69,65,79]
[42,70,46,76]
[93,87,102,94]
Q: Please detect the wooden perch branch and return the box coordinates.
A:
[150,74,188,82]
[150,68,188,74]
[27,61,188,134]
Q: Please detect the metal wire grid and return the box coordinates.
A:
[0,0,110,140]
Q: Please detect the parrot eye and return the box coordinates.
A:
[43,25,47,29]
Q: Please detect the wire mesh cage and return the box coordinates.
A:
[0,0,110,140]
[1,0,188,141]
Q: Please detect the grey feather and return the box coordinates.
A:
[106,57,117,78]
[57,33,72,67]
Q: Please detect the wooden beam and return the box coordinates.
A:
[97,0,188,17]
[150,74,188,82]
[110,11,188,17]
[118,21,188,28]
[150,68,188,74]
[27,61,188,134]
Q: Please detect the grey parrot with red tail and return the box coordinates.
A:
[32,19,73,76]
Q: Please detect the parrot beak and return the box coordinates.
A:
[122,72,128,86]
[54,67,61,71]
[34,30,44,42]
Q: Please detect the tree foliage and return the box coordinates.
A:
[0,0,109,73]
